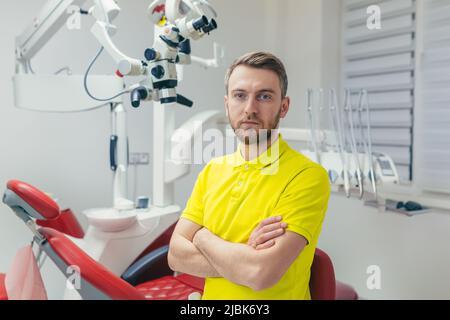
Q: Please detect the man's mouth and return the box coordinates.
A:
[241,121,259,125]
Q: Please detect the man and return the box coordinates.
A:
[168,52,330,299]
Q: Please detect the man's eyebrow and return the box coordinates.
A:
[257,89,277,94]
[231,89,277,94]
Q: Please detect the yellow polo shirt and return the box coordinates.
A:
[181,135,330,299]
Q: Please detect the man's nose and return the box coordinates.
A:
[243,95,258,116]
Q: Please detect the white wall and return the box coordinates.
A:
[1,0,449,300]
[320,196,450,300]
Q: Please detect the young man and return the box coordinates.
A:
[168,52,330,299]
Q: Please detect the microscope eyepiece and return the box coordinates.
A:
[192,15,208,31]
[202,18,217,33]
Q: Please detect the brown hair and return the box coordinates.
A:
[224,51,288,98]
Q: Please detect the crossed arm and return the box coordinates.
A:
[168,217,307,291]
[167,218,221,278]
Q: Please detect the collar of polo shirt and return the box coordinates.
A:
[230,134,287,169]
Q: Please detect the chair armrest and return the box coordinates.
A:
[121,245,173,286]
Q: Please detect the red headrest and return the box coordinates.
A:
[39,227,144,300]
[310,248,336,300]
[6,180,59,220]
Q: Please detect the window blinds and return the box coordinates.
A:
[342,0,416,181]
[420,0,450,193]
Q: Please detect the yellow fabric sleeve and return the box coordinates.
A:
[272,166,331,244]
[180,166,208,226]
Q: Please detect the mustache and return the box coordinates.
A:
[238,117,261,126]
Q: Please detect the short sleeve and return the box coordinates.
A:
[273,166,331,244]
[180,166,209,226]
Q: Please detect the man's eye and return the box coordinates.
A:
[258,94,272,101]
[234,93,246,99]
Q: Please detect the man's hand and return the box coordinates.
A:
[247,216,287,250]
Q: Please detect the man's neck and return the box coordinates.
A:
[240,131,280,161]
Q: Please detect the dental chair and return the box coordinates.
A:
[123,244,358,300]
[0,180,358,300]
[0,180,203,300]
[310,248,358,300]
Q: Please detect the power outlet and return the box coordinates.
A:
[130,152,150,165]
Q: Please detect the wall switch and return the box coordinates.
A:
[130,152,150,165]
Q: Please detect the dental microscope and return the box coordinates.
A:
[127,0,218,108]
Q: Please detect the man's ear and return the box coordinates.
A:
[280,96,290,119]
[224,95,229,117]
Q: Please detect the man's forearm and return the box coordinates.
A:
[193,228,261,289]
[193,228,307,291]
[168,233,221,278]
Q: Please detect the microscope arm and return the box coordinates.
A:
[15,0,88,71]
[15,0,144,77]
[90,21,145,76]
[190,43,224,68]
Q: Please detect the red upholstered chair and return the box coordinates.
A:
[0,232,356,300]
[0,180,358,300]
[123,245,359,300]
[0,180,203,300]
[37,227,203,300]
[310,248,358,300]
[310,248,337,299]
[336,281,359,300]
[0,274,7,300]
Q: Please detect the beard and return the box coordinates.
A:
[229,108,281,146]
